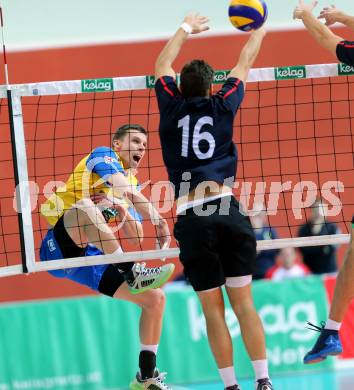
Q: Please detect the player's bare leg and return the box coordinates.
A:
[197,288,239,389]
[329,231,354,323]
[116,285,170,389]
[115,284,166,345]
[226,282,273,389]
[63,199,175,294]
[63,198,121,252]
[198,288,234,366]
[226,284,266,360]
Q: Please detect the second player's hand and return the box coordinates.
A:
[318,5,343,26]
[293,0,318,20]
[184,14,210,34]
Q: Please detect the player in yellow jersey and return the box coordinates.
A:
[40,124,174,389]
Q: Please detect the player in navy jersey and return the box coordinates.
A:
[154,13,272,390]
[293,1,354,66]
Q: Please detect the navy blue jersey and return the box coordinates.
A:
[155,76,244,198]
[337,41,354,66]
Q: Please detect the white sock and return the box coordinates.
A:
[218,367,237,387]
[113,247,124,255]
[112,247,130,275]
[252,360,269,381]
[325,318,341,331]
[140,344,158,355]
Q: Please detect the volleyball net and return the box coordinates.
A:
[0,63,353,276]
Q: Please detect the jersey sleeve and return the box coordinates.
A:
[127,181,142,222]
[215,77,245,115]
[154,76,182,112]
[336,41,354,67]
[86,146,124,179]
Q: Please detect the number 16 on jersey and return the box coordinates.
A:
[178,115,216,160]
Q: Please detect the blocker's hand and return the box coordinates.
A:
[318,5,343,26]
[184,13,210,34]
[293,0,318,20]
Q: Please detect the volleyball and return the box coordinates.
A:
[228,0,268,32]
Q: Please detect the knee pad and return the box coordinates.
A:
[225,275,252,288]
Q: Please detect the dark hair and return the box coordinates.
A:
[112,124,147,142]
[180,60,214,98]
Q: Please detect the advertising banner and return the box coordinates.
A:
[162,276,332,383]
[0,276,333,389]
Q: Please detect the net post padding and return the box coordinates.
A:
[9,90,36,272]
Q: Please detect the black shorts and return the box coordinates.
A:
[174,196,256,292]
[52,215,133,296]
[337,41,354,67]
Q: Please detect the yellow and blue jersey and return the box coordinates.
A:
[41,146,141,226]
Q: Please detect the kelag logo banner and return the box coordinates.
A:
[0,277,333,389]
[338,63,354,75]
[275,66,306,80]
[178,276,331,381]
[81,78,114,92]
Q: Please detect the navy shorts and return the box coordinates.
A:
[336,41,354,67]
[40,215,133,296]
[174,196,256,292]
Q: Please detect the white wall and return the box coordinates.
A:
[2,0,353,50]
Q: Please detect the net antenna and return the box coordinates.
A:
[1,5,33,274]
[0,6,9,86]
